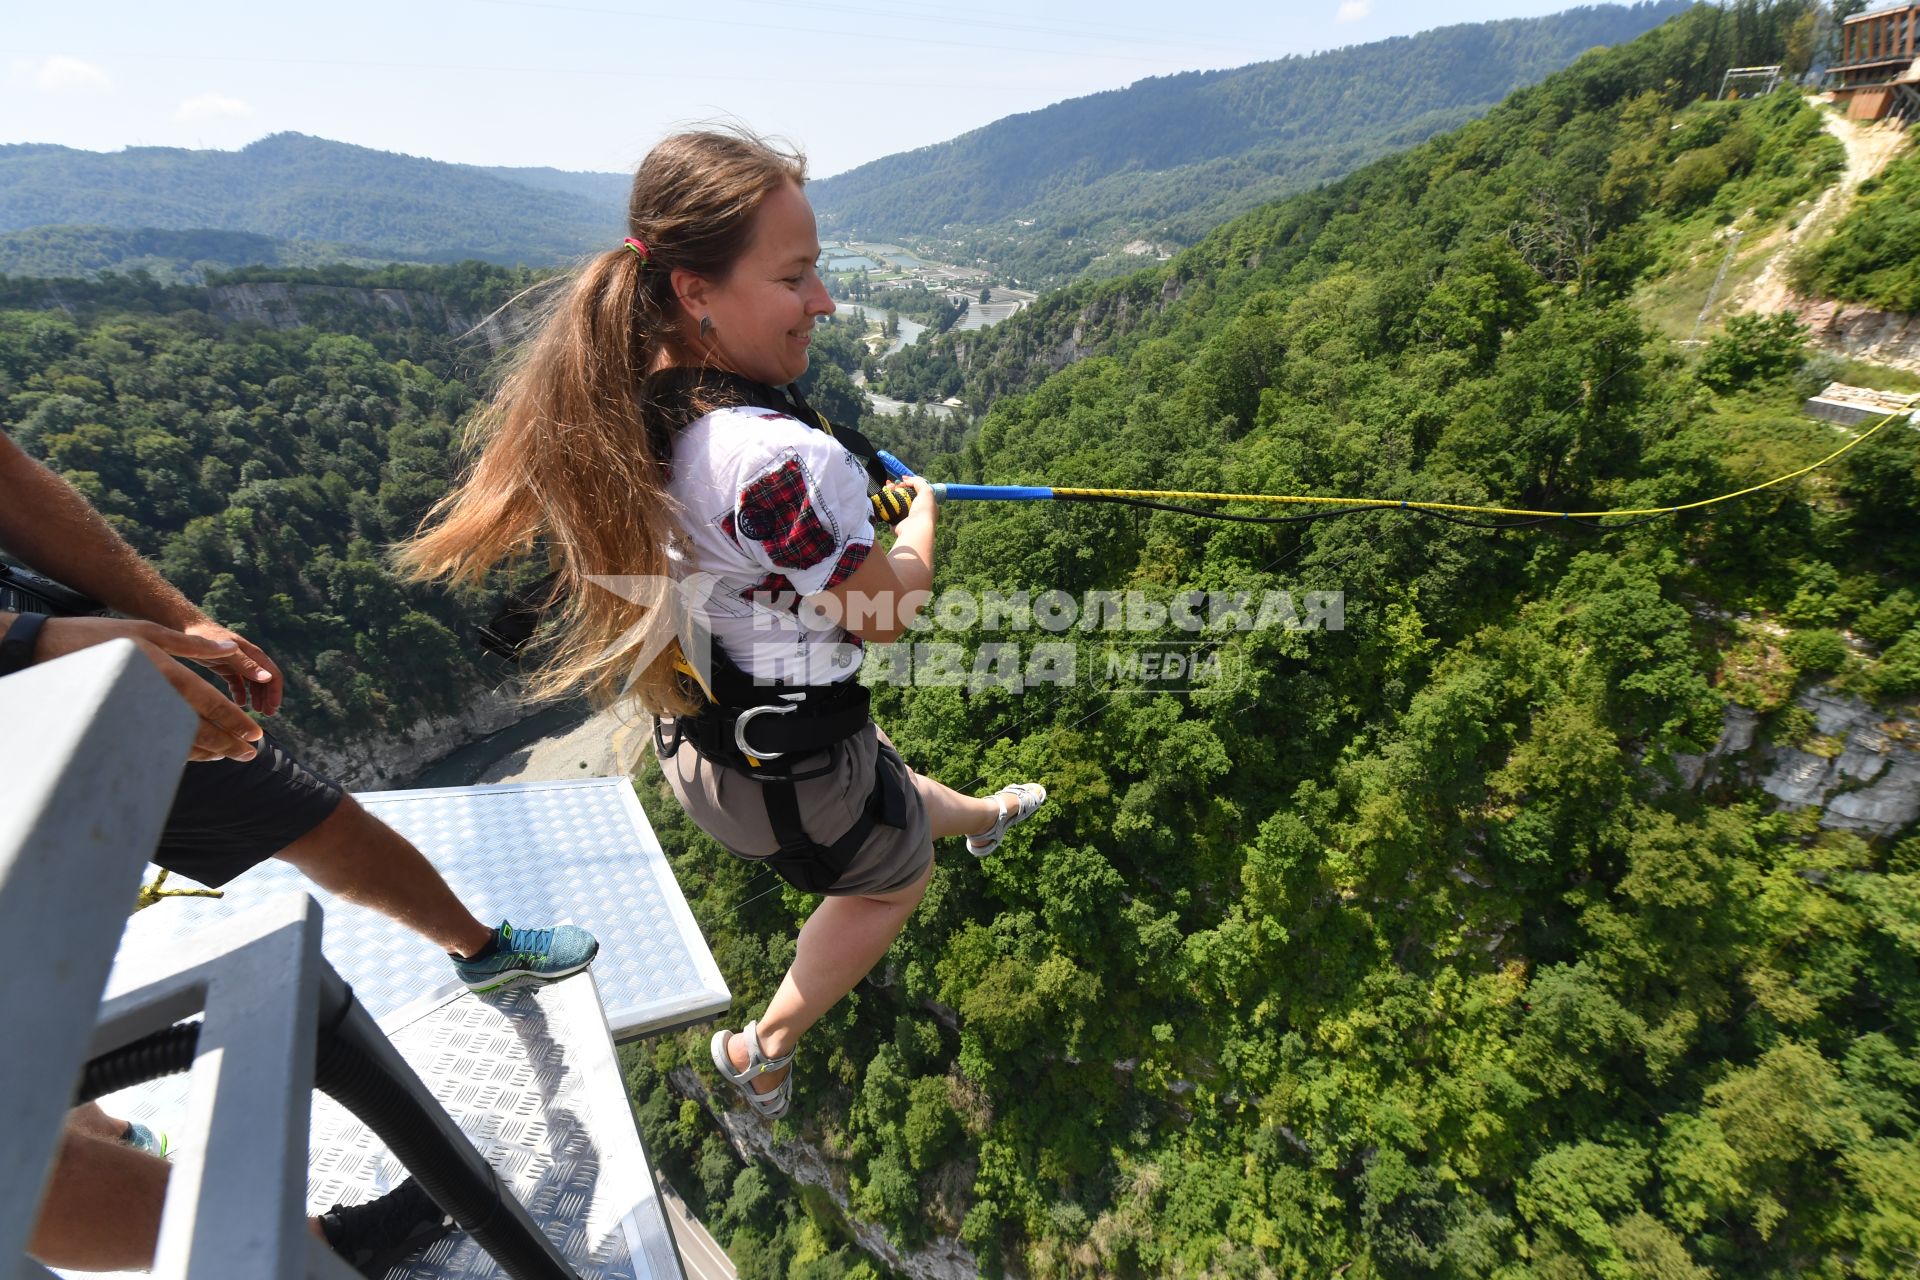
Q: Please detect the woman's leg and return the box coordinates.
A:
[726,856,933,1092]
[911,772,1006,840]
[721,769,1023,1093]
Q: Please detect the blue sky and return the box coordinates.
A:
[5,1,1636,179]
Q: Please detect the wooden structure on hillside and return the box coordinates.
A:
[1829,4,1920,121]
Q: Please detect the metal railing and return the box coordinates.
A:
[1,642,579,1279]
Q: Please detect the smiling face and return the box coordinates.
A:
[680,180,834,387]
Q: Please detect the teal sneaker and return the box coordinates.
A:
[449,920,599,993]
[122,1121,169,1159]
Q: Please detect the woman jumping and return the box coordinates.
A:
[401,129,1046,1117]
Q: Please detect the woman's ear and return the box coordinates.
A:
[670,267,711,318]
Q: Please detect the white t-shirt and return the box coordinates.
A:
[665,404,874,686]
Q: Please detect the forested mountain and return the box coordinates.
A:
[0,268,517,747]
[0,133,625,267]
[0,3,1684,288]
[0,226,393,285]
[476,164,634,208]
[808,1,1693,285]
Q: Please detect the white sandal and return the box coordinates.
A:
[966,783,1048,858]
[710,1020,795,1119]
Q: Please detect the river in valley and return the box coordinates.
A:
[833,301,926,355]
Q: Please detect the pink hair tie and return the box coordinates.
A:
[623,236,651,262]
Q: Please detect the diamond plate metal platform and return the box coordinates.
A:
[77,968,683,1280]
[105,778,730,1039]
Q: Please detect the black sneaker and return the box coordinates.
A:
[318,1177,456,1278]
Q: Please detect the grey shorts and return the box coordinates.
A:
[662,721,934,897]
[156,731,344,887]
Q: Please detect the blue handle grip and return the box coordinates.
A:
[932,484,1056,501]
[876,450,914,480]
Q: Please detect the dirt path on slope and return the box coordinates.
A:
[1735,103,1911,316]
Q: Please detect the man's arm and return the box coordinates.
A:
[0,432,202,628]
[0,431,283,712]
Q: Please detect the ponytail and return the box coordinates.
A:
[398,127,808,716]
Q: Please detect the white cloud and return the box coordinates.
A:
[1335,0,1372,21]
[23,55,112,91]
[174,92,255,123]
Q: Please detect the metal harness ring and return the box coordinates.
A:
[733,701,800,760]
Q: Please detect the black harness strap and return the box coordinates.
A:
[478,372,890,665]
[474,370,908,892]
[644,368,893,486]
[759,749,910,893]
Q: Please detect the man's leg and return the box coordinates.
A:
[275,794,597,990]
[159,738,596,988]
[30,1122,446,1273]
[65,1101,124,1141]
[30,1129,168,1271]
[274,794,494,959]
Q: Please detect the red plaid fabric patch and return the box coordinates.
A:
[823,541,869,590]
[737,459,837,570]
[740,572,799,611]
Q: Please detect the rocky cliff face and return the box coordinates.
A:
[1674,686,1920,836]
[945,269,1170,406]
[206,282,526,352]
[1789,297,1920,375]
[670,1066,985,1280]
[278,684,527,791]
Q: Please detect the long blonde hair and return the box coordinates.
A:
[398,130,807,715]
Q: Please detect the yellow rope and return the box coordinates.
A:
[1049,406,1913,520]
[133,867,223,912]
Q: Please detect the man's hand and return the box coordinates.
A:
[36,618,264,762]
[180,620,283,715]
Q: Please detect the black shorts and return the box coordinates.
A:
[153,732,346,888]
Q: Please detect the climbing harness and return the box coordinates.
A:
[637,373,913,890]
[653,639,909,895]
[643,371,914,892]
[478,369,914,894]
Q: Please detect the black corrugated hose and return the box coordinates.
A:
[76,990,578,1280]
[77,1021,200,1101]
